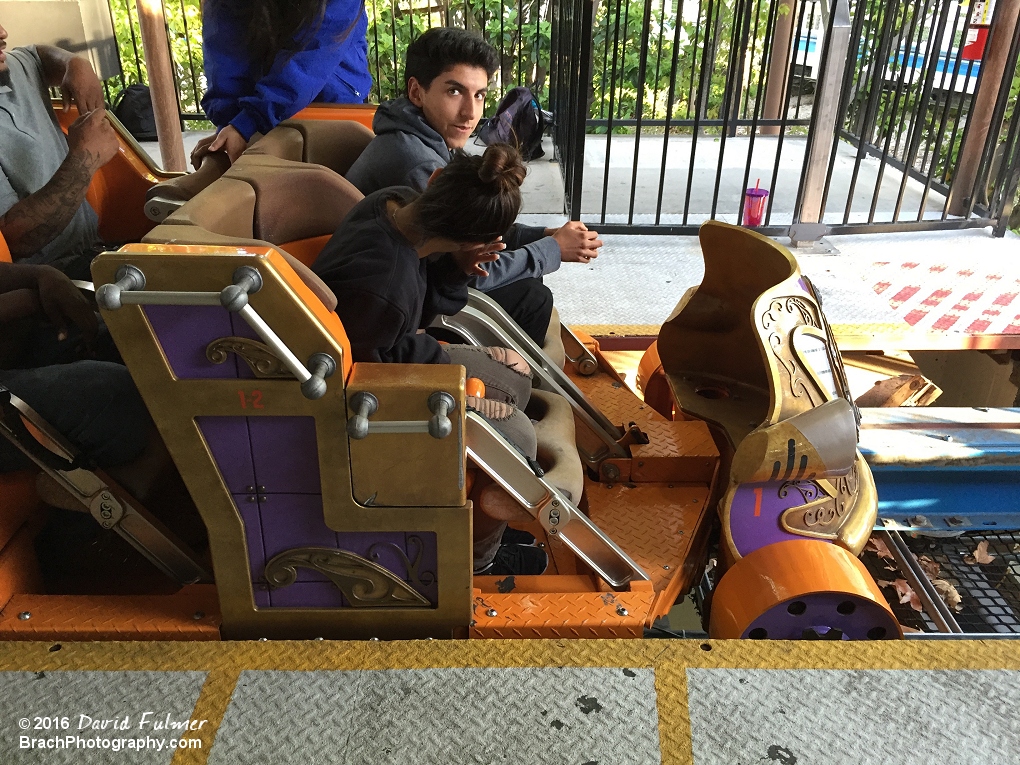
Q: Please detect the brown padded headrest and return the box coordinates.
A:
[160,177,257,240]
[241,125,304,163]
[226,158,363,245]
[279,119,375,176]
[144,151,232,205]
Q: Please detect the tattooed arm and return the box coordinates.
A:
[0,109,118,258]
[36,45,106,113]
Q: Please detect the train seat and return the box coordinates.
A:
[657,222,898,640]
[92,226,647,639]
[144,119,373,223]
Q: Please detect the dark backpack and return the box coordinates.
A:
[112,84,158,142]
[478,86,545,161]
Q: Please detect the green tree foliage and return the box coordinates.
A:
[365,0,551,110]
[101,0,1020,214]
[108,0,205,118]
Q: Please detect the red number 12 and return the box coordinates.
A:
[238,390,264,409]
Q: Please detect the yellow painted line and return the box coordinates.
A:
[5,639,1019,765]
[575,324,661,338]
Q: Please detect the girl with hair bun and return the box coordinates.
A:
[313,143,549,577]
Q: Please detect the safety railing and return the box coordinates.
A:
[102,0,1020,238]
[551,0,1020,238]
[104,0,552,121]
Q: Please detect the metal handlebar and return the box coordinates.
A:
[346,390,456,440]
[97,263,337,399]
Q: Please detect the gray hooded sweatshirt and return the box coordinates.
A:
[345,97,561,292]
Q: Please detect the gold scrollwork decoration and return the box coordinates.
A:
[760,296,823,405]
[368,535,435,594]
[779,460,860,539]
[264,547,430,607]
[206,337,295,378]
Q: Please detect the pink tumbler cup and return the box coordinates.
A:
[744,188,769,227]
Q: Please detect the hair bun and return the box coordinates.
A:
[478,143,526,191]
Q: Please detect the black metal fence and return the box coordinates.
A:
[105,0,552,121]
[103,0,1020,237]
[550,0,1020,237]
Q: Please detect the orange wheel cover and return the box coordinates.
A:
[709,539,901,640]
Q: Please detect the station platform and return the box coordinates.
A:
[531,226,1020,352]
[2,639,1017,764]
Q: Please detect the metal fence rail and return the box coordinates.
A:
[102,0,1020,238]
[106,0,552,122]
[552,0,1020,238]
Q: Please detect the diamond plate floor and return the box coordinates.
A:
[0,671,207,764]
[209,668,660,765]
[687,668,1020,765]
[2,640,1019,765]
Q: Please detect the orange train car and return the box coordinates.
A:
[0,108,896,642]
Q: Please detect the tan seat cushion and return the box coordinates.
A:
[528,389,584,503]
[543,306,566,369]
[225,158,363,245]
[280,119,374,176]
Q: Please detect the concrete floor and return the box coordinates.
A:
[571,134,949,223]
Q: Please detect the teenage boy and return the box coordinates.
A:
[345,27,602,345]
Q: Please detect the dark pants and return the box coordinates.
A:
[484,277,554,347]
[0,361,151,472]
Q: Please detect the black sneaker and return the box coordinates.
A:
[501,526,537,546]
[476,544,548,576]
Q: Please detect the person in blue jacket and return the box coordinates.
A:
[191,0,371,168]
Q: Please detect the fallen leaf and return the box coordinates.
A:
[892,579,923,612]
[877,579,897,588]
[963,540,996,565]
[866,536,895,560]
[932,578,963,612]
[916,555,941,579]
[900,624,921,633]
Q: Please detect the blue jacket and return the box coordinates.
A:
[201,1,372,140]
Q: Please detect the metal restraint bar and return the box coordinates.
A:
[346,391,456,440]
[465,412,649,589]
[97,264,336,399]
[0,388,211,585]
[433,290,627,465]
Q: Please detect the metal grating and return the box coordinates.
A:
[904,532,1020,635]
[860,544,937,634]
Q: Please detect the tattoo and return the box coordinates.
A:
[0,150,97,257]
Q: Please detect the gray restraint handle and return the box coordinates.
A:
[347,390,456,440]
[98,264,337,400]
[302,353,337,400]
[95,265,146,310]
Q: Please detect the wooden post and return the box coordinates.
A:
[797,0,851,224]
[761,0,798,136]
[136,0,187,172]
[947,0,1020,216]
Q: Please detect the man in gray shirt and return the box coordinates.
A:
[0,20,119,280]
